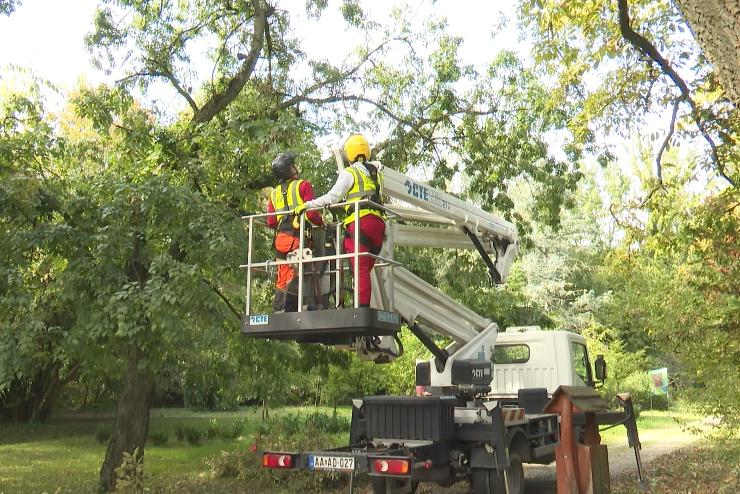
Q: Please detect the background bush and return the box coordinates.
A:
[183,425,203,446]
[149,430,169,447]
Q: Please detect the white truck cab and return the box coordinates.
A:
[490,326,596,398]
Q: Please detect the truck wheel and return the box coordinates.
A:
[370,476,418,494]
[505,453,524,494]
[471,468,506,494]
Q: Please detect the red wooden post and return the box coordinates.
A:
[556,397,580,494]
[584,412,600,445]
[545,386,611,494]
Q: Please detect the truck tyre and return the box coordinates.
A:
[505,453,524,494]
[471,468,506,494]
[370,476,418,494]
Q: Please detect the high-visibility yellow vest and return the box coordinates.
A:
[270,179,305,230]
[343,164,385,227]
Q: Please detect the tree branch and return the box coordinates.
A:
[617,0,735,187]
[278,91,497,160]
[211,17,252,92]
[116,67,199,114]
[283,94,416,126]
[656,98,680,183]
[147,61,200,114]
[203,277,240,320]
[609,203,631,231]
[191,0,272,124]
[274,35,414,113]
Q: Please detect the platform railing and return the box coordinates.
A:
[240,199,399,316]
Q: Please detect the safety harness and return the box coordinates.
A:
[270,179,306,259]
[271,179,305,232]
[343,162,385,256]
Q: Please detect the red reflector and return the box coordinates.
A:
[373,458,410,475]
[262,453,294,469]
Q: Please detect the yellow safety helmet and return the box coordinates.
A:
[344,134,371,163]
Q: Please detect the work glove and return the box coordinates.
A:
[292,203,308,229]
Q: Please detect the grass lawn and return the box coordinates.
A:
[0,406,715,494]
[0,406,350,494]
[599,408,704,445]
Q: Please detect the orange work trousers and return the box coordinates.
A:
[275,232,300,290]
[273,232,301,312]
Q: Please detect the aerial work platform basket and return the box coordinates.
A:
[239,161,520,362]
[239,199,402,346]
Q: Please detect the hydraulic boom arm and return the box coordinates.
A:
[332,149,518,287]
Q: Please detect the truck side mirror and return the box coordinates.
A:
[594,354,607,382]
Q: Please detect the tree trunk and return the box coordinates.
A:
[674,0,740,106]
[98,344,155,492]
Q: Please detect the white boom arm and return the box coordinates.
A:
[382,166,518,252]
[382,167,518,285]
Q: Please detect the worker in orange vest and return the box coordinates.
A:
[266,152,323,312]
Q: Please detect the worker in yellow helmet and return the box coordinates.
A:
[296,134,385,307]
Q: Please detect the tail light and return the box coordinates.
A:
[373,458,410,475]
[262,452,296,469]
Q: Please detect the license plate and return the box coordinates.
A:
[308,455,355,471]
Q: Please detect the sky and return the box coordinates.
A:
[0,0,519,100]
[0,0,102,87]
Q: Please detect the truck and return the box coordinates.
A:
[240,155,640,493]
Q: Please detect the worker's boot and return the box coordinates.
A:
[273,290,286,313]
[284,277,299,312]
[284,293,298,312]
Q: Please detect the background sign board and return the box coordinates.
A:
[648,367,669,395]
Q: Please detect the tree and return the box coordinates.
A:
[67,85,264,490]
[519,0,738,188]
[0,92,80,422]
[0,0,20,16]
